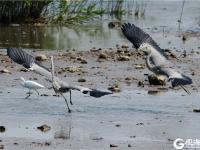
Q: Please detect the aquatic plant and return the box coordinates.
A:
[0,0,50,23]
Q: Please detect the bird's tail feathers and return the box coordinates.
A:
[7,48,35,68]
[170,75,192,87]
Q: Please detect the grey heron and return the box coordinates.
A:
[121,23,192,93]
[20,77,45,98]
[7,48,112,112]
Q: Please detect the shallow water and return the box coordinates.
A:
[0,87,200,149]
[0,0,199,50]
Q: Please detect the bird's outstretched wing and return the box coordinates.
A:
[121,23,167,58]
[7,48,112,97]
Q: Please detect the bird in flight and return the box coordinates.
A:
[20,77,45,99]
[7,48,112,112]
[121,23,192,93]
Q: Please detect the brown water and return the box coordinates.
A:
[0,0,199,50]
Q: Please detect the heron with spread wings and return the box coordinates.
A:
[121,23,192,93]
[7,48,112,112]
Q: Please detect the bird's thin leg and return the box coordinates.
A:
[180,85,191,95]
[25,89,31,99]
[60,93,71,113]
[35,89,40,95]
[69,90,73,105]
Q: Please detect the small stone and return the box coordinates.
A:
[125,77,132,81]
[37,124,51,132]
[136,123,144,125]
[148,75,166,85]
[40,94,48,97]
[108,84,120,92]
[135,64,145,69]
[35,54,48,61]
[78,78,86,82]
[115,124,121,127]
[121,44,129,49]
[91,137,104,141]
[0,69,11,74]
[65,66,81,73]
[182,35,187,41]
[128,144,132,147]
[193,109,200,113]
[138,81,144,87]
[19,68,29,72]
[80,60,87,64]
[117,55,130,61]
[110,144,118,147]
[0,145,4,149]
[98,53,108,59]
[191,72,195,76]
[0,126,5,132]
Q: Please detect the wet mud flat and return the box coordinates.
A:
[0,44,200,149]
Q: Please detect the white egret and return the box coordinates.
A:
[20,77,45,98]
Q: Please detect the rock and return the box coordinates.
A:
[148,75,166,85]
[148,90,160,95]
[108,21,122,28]
[0,145,4,149]
[19,68,29,72]
[135,64,145,69]
[125,77,132,81]
[65,66,81,73]
[128,144,132,147]
[108,84,120,92]
[182,35,187,41]
[117,55,130,61]
[136,123,144,126]
[40,94,48,97]
[77,57,88,64]
[0,126,5,132]
[37,124,51,132]
[78,78,86,82]
[138,81,144,87]
[110,144,118,148]
[121,44,129,49]
[193,109,200,113]
[91,137,104,141]
[35,54,48,61]
[0,69,11,74]
[98,53,108,59]
[80,59,87,64]
[115,124,121,127]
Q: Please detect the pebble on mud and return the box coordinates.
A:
[110,144,118,148]
[117,55,130,61]
[35,54,48,61]
[37,124,51,132]
[108,84,121,92]
[0,69,11,74]
[0,126,5,132]
[78,78,86,82]
[98,53,108,59]
[65,66,82,73]
[193,109,200,113]
[138,81,144,87]
[135,64,145,69]
[148,75,166,85]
